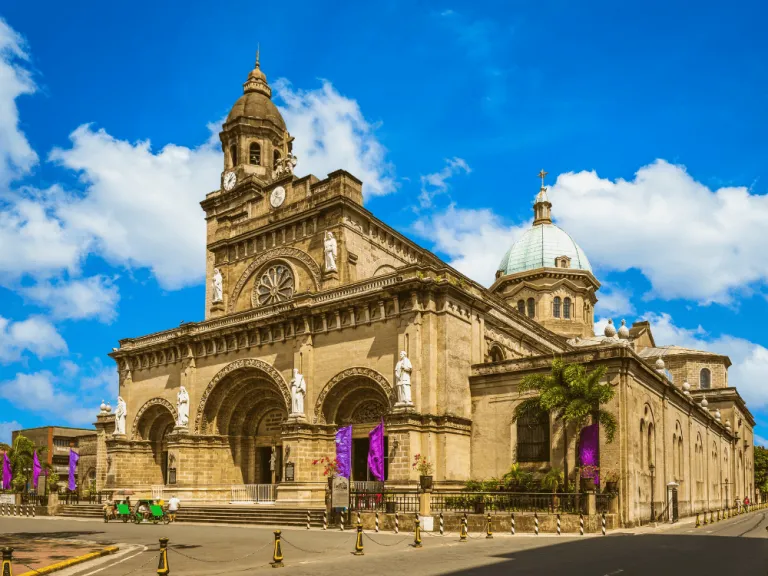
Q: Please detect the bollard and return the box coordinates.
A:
[306,510,311,530]
[270,530,284,568]
[340,511,345,532]
[352,522,364,556]
[412,517,422,548]
[703,511,708,525]
[395,511,399,534]
[695,513,700,528]
[12,505,15,517]
[157,538,170,576]
[486,513,493,539]
[601,512,606,536]
[357,511,362,526]
[31,505,35,518]
[459,516,468,542]
[534,512,539,536]
[511,512,515,535]
[439,512,444,536]
[2,547,13,576]
[579,514,584,536]
[375,511,380,533]
[710,510,714,524]
[323,510,327,531]
[717,509,720,522]
[556,513,561,536]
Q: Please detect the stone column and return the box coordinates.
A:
[276,422,334,507]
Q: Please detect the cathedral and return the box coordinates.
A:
[95,55,755,526]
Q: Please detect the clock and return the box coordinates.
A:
[223,171,237,191]
[270,186,286,208]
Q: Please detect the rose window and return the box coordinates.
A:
[256,265,295,306]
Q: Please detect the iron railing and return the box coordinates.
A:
[349,490,419,513]
[230,484,277,504]
[596,494,615,514]
[430,491,588,514]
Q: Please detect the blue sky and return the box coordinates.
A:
[1,0,767,444]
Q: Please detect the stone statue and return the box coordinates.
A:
[290,369,307,416]
[176,386,189,428]
[114,396,127,436]
[212,268,223,303]
[394,350,413,406]
[269,446,276,472]
[323,231,337,272]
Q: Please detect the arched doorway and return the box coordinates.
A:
[133,399,176,485]
[317,369,394,483]
[197,360,291,485]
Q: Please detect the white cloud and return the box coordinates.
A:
[0,363,113,427]
[549,160,768,303]
[0,18,37,184]
[274,79,395,197]
[594,285,635,318]
[413,205,526,286]
[24,275,120,323]
[419,157,471,208]
[0,421,20,445]
[0,315,67,364]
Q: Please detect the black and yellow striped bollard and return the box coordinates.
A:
[2,547,13,576]
[703,511,708,525]
[157,538,170,576]
[459,515,468,542]
[486,513,493,539]
[695,513,700,528]
[412,517,423,548]
[271,530,284,568]
[352,522,364,556]
[710,510,714,524]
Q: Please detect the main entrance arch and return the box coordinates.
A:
[132,398,177,484]
[196,359,291,484]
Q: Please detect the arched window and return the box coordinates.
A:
[229,144,238,166]
[553,297,561,318]
[273,149,281,167]
[249,142,261,165]
[647,424,655,470]
[527,298,535,319]
[563,297,572,319]
[672,433,678,477]
[640,421,646,469]
[516,411,550,462]
[517,300,525,314]
[489,346,504,363]
[700,368,711,389]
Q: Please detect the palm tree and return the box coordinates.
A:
[3,435,48,493]
[512,358,617,492]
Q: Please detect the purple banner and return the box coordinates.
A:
[2,453,11,490]
[33,451,42,490]
[367,419,385,482]
[579,422,600,485]
[68,449,79,491]
[335,426,352,479]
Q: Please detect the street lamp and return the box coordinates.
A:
[649,463,656,523]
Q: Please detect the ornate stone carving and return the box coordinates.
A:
[313,367,395,424]
[130,397,177,440]
[176,386,190,428]
[194,358,291,433]
[255,264,295,307]
[212,268,223,302]
[323,231,337,272]
[228,247,321,312]
[114,396,127,436]
[394,351,413,406]
[290,368,307,417]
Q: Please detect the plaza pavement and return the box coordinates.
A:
[0,511,766,575]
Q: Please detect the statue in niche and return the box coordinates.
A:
[270,446,276,472]
[323,231,337,272]
[114,396,127,436]
[290,369,307,416]
[212,268,223,303]
[394,351,413,406]
[176,386,189,428]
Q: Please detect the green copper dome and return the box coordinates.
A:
[497,223,592,275]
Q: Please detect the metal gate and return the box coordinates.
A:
[671,487,679,522]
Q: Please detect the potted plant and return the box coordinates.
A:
[541,467,564,510]
[413,454,433,490]
[603,471,619,494]
[473,494,485,514]
[580,465,599,492]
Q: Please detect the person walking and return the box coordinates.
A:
[168,494,180,522]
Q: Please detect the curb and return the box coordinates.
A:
[17,546,120,576]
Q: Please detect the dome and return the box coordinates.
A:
[226,51,286,131]
[497,223,592,276]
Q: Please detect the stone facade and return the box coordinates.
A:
[98,55,754,526]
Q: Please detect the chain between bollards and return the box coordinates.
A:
[157,538,170,576]
[352,522,364,556]
[412,517,422,548]
[2,547,13,576]
[271,530,284,568]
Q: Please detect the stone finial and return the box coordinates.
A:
[604,318,617,338]
[682,381,691,396]
[618,319,630,339]
[105,402,112,413]
[714,408,722,421]
[99,400,107,414]
[655,357,665,373]
[700,397,709,412]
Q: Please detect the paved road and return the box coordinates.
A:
[0,512,766,575]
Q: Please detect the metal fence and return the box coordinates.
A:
[349,490,419,513]
[230,484,277,504]
[596,494,615,514]
[430,491,588,514]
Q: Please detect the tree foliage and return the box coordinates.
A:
[755,445,768,493]
[2,434,49,493]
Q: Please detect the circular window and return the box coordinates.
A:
[256,264,295,306]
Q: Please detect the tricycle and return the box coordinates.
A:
[132,499,170,525]
[104,501,133,523]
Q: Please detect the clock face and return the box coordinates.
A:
[223,171,237,191]
[270,186,286,208]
